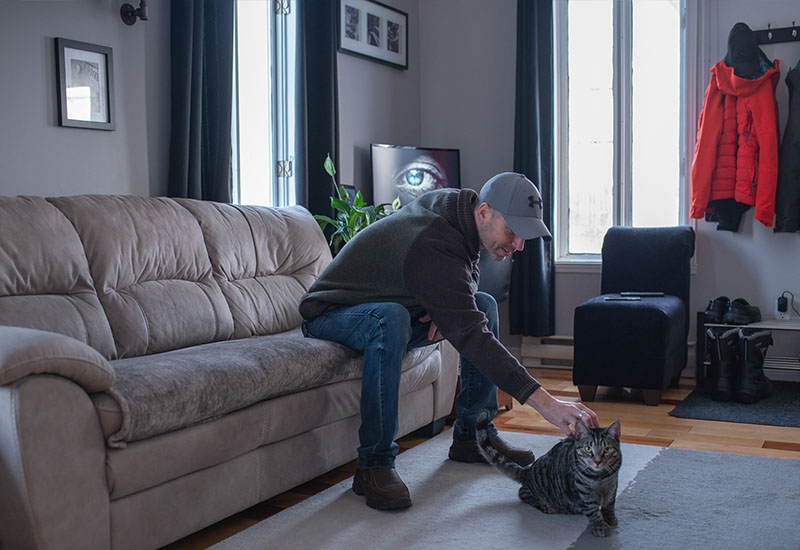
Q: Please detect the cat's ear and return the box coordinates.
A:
[607,420,621,440]
[575,419,591,438]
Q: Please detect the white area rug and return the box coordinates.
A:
[209,430,662,550]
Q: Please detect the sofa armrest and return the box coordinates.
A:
[434,341,460,421]
[0,375,111,549]
[0,326,114,392]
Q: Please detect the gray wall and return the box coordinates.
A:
[337,0,421,203]
[337,0,800,362]
[0,1,170,198]
[3,1,800,361]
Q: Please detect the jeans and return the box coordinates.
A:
[302,291,500,470]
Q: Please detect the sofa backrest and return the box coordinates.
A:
[49,195,235,359]
[0,194,331,360]
[175,199,331,338]
[0,196,117,357]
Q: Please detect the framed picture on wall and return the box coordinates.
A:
[371,144,461,207]
[338,0,408,70]
[55,38,116,130]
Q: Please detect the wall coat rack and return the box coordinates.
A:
[755,23,800,45]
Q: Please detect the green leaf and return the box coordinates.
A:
[324,153,336,178]
[314,154,400,255]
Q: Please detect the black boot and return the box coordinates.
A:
[734,328,774,404]
[706,327,739,401]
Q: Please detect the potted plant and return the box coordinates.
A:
[314,153,400,254]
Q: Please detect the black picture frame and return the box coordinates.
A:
[55,38,115,130]
[338,0,408,70]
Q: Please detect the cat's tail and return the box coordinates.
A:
[475,410,529,484]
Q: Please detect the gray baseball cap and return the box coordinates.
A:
[479,172,552,241]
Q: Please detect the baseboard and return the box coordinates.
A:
[521,336,698,378]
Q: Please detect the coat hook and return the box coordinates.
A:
[768,23,773,41]
[793,21,797,39]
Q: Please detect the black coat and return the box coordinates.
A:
[775,66,800,232]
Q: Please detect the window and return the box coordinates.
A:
[554,0,685,259]
[233,0,296,207]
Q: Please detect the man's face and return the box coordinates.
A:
[477,205,525,261]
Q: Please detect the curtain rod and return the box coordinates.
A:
[755,24,800,45]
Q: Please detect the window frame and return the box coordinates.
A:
[553,0,694,267]
[232,0,296,207]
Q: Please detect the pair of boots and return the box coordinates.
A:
[706,327,774,403]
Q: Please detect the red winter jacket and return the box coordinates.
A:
[690,59,780,227]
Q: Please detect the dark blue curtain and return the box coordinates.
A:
[296,0,339,216]
[168,0,235,202]
[509,0,555,336]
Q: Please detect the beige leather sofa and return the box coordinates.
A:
[0,195,457,550]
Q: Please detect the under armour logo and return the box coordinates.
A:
[528,195,542,209]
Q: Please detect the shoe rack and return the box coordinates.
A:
[696,312,800,387]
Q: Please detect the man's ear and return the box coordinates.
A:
[475,202,492,224]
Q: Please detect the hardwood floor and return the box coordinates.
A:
[161,368,800,549]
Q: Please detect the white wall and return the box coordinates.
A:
[693,0,800,329]
[0,1,170,198]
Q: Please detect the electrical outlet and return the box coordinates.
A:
[776,295,788,320]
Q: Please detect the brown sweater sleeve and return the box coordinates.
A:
[403,226,540,404]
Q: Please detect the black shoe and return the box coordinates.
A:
[723,298,761,325]
[705,296,731,323]
[352,468,412,510]
[448,435,534,467]
[734,328,774,404]
[706,327,739,402]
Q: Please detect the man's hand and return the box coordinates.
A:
[419,314,442,341]
[525,387,600,437]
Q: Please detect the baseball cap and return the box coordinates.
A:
[479,172,552,241]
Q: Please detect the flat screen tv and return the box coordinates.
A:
[371,144,461,208]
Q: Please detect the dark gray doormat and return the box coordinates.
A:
[669,381,800,427]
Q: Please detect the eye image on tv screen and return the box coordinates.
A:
[371,144,461,207]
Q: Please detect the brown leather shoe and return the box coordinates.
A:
[352,468,412,510]
[448,435,534,467]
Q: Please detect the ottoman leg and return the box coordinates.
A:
[642,389,661,406]
[577,385,597,402]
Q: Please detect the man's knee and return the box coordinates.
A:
[369,303,412,342]
[474,291,499,327]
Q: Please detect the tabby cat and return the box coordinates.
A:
[476,410,622,537]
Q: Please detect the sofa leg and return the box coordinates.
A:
[577,385,597,402]
[642,389,661,406]
[411,417,446,438]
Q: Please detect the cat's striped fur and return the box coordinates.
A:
[476,410,622,537]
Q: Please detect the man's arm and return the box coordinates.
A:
[526,387,599,436]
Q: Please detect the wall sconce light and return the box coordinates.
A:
[120,0,149,26]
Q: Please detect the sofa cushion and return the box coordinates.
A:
[175,199,331,338]
[95,327,439,447]
[0,196,116,357]
[48,195,235,358]
[103,347,441,499]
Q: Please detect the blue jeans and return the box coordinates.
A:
[302,292,500,470]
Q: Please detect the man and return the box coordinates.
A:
[299,172,599,511]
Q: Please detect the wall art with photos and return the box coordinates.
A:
[55,38,115,130]
[339,0,408,69]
